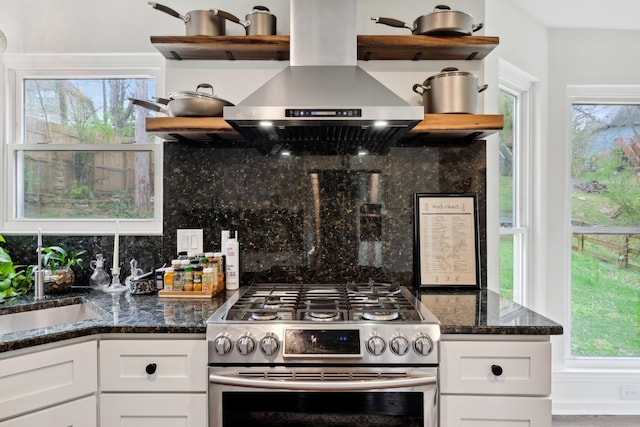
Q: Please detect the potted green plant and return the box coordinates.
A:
[42,245,86,294]
[0,235,33,299]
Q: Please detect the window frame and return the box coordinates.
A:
[498,60,534,306]
[1,54,164,236]
[565,85,640,368]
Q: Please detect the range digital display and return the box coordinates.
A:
[284,328,361,357]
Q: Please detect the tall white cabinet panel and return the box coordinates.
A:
[101,394,207,427]
[0,341,97,422]
[0,395,97,427]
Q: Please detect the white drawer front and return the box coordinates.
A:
[0,341,97,421]
[100,339,206,392]
[441,341,551,395]
[100,393,206,427]
[0,395,97,427]
[441,395,551,427]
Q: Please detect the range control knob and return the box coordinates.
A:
[237,334,256,355]
[390,334,410,355]
[260,333,280,356]
[366,334,386,356]
[413,333,434,356]
[214,333,233,355]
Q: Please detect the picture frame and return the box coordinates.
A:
[413,192,481,289]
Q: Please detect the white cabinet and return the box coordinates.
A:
[440,338,552,427]
[0,396,97,427]
[99,339,207,427]
[0,341,97,424]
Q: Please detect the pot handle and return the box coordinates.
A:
[211,9,249,28]
[434,5,452,11]
[472,22,484,32]
[129,98,166,114]
[147,2,189,23]
[196,83,215,96]
[412,83,430,95]
[371,17,413,31]
[478,84,489,93]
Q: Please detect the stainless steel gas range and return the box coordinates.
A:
[206,282,441,427]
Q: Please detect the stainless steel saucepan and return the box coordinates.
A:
[131,83,234,117]
[412,68,488,114]
[372,5,483,36]
[148,2,228,35]
[211,6,277,36]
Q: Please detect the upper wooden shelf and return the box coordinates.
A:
[145,114,504,143]
[150,35,499,61]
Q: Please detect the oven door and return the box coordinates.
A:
[209,366,438,427]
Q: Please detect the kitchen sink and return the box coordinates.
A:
[0,301,107,335]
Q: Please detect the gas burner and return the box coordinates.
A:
[306,311,342,322]
[361,311,400,321]
[346,280,401,298]
[251,311,280,321]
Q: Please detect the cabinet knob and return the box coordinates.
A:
[145,363,157,375]
[491,364,503,376]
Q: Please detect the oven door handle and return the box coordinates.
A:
[209,372,437,391]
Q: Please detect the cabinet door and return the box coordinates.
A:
[0,341,97,420]
[0,395,96,427]
[100,339,206,392]
[441,395,551,427]
[100,393,207,427]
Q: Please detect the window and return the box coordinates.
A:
[568,86,640,361]
[1,55,163,235]
[498,61,533,305]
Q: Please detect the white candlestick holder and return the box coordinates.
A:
[105,267,127,293]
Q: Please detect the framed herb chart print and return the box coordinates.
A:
[413,193,481,289]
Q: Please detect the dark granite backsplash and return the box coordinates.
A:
[5,140,486,289]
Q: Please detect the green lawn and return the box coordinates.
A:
[571,250,640,357]
[499,237,640,357]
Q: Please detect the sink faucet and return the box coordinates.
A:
[34,228,45,300]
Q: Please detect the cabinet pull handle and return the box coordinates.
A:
[491,364,503,376]
[145,363,157,375]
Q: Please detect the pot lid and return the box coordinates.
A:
[425,67,477,82]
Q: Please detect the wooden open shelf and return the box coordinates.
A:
[150,35,499,61]
[145,114,503,143]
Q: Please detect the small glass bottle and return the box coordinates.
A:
[89,253,110,290]
[183,264,194,292]
[163,267,175,291]
[202,267,214,292]
[193,265,203,292]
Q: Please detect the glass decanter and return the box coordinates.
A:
[89,253,111,290]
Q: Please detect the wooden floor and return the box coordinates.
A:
[553,415,640,426]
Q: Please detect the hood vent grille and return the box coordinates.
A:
[238,125,412,155]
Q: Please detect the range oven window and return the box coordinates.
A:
[222,391,424,427]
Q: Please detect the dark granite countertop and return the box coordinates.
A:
[419,288,564,336]
[1,286,562,354]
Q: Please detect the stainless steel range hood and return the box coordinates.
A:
[223,0,423,155]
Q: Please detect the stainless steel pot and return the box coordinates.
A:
[131,83,234,117]
[211,6,277,36]
[412,68,488,114]
[372,5,483,35]
[148,2,226,36]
